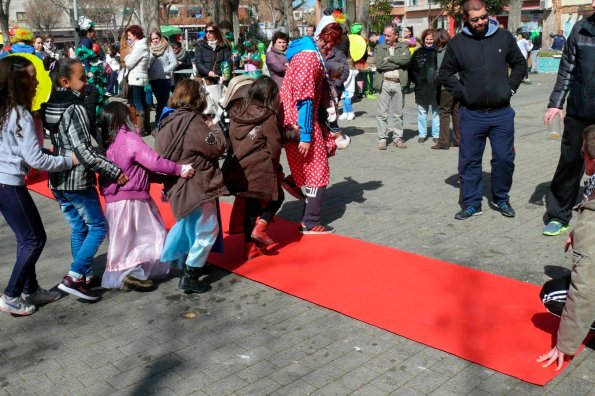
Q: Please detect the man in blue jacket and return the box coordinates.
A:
[439,0,526,220]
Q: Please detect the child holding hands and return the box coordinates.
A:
[99,102,195,291]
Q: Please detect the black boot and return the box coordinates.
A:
[178,265,211,293]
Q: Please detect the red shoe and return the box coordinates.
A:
[245,241,266,260]
[251,218,274,246]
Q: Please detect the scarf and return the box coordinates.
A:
[150,40,167,57]
[175,48,187,61]
[581,174,595,204]
[271,46,286,56]
[208,40,217,51]
[43,42,58,57]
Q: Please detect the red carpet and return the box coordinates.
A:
[26,173,589,385]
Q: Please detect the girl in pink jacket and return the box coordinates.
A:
[99,102,194,291]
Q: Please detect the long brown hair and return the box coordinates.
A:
[0,56,37,137]
[168,78,207,114]
[241,75,279,115]
[204,22,227,47]
[434,28,451,49]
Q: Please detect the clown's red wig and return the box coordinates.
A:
[319,23,343,46]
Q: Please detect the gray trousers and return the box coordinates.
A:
[376,80,404,141]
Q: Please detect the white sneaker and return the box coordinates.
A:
[23,287,62,305]
[346,112,355,121]
[0,294,36,316]
[338,113,348,120]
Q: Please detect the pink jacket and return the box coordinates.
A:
[100,126,181,203]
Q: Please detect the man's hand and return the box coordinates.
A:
[544,108,564,125]
[116,172,128,185]
[564,229,574,252]
[537,346,567,371]
[298,142,310,157]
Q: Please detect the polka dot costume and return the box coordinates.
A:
[280,51,336,188]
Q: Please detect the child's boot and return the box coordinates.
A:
[251,217,274,245]
[178,265,211,294]
[339,112,348,120]
[346,112,355,121]
[245,241,265,260]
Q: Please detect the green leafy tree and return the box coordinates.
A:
[369,0,393,35]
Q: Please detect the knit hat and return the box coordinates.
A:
[314,14,337,39]
[350,23,363,35]
[10,27,34,44]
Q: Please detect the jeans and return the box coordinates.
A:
[417,103,440,139]
[376,80,404,141]
[128,85,146,115]
[342,96,353,113]
[459,106,516,208]
[150,79,171,123]
[106,71,118,94]
[52,189,107,277]
[0,184,43,297]
[546,115,591,225]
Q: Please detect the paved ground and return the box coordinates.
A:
[1,72,594,395]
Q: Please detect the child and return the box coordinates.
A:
[154,79,228,294]
[223,76,285,260]
[339,58,359,121]
[241,41,262,77]
[537,124,595,370]
[42,57,127,301]
[99,102,195,291]
[0,56,77,315]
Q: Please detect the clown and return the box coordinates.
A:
[280,14,343,234]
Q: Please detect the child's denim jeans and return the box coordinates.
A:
[52,189,107,278]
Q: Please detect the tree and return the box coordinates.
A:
[0,0,11,46]
[356,0,369,36]
[369,0,392,35]
[435,0,509,29]
[507,0,522,34]
[25,0,63,35]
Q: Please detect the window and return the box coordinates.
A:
[16,12,27,23]
[187,6,202,19]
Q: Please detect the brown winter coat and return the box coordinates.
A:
[154,107,228,220]
[222,100,282,201]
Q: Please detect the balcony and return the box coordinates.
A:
[406,0,443,11]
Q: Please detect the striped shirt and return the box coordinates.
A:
[42,88,121,190]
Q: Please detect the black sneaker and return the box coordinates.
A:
[494,200,515,217]
[58,276,99,301]
[454,206,482,220]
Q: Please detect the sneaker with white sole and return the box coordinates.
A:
[23,287,62,305]
[0,294,36,316]
[299,223,335,235]
[58,276,99,301]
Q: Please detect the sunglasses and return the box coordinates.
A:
[205,30,215,33]
[45,40,54,43]
[468,14,488,23]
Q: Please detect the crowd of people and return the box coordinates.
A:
[1,0,595,375]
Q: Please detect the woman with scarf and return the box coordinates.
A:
[266,31,289,89]
[171,41,193,90]
[43,35,61,60]
[410,28,440,144]
[148,29,177,123]
[193,22,231,85]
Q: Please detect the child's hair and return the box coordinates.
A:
[43,56,82,88]
[0,56,37,136]
[100,102,136,146]
[168,78,207,114]
[241,75,279,115]
[347,57,354,69]
[583,125,595,159]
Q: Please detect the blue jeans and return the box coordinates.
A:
[342,96,353,113]
[106,71,118,95]
[459,106,516,208]
[128,85,146,115]
[150,79,171,123]
[52,189,107,277]
[0,184,43,297]
[417,103,440,139]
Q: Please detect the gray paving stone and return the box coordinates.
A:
[439,369,484,394]
[477,372,527,395]
[405,369,450,394]
[310,380,351,396]
[369,369,416,393]
[301,365,346,389]
[388,386,427,396]
[336,365,381,391]
[236,377,284,395]
[269,362,314,386]
[270,379,317,396]
[201,374,249,396]
[351,383,391,395]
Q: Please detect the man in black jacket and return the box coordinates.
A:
[542,8,595,236]
[439,0,526,220]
